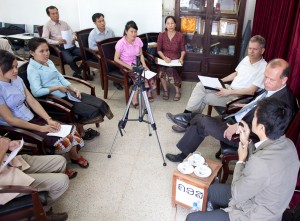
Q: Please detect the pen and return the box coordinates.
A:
[3,132,9,137]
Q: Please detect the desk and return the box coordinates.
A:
[172,159,222,211]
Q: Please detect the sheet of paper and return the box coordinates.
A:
[157,58,182,67]
[47,125,72,138]
[198,75,223,89]
[61,30,73,49]
[144,70,157,80]
[1,138,24,170]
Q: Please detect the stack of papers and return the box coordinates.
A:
[157,58,182,67]
[47,125,72,137]
[198,76,225,90]
[66,91,81,102]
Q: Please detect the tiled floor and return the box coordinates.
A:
[53,69,220,221]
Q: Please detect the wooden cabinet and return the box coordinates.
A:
[175,0,247,81]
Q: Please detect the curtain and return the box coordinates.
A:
[252,0,300,96]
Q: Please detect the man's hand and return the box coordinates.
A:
[236,120,250,161]
[223,123,238,140]
[58,39,67,45]
[215,88,231,97]
[0,137,10,152]
[8,140,21,151]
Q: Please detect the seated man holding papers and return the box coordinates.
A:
[166,35,267,132]
[0,136,69,221]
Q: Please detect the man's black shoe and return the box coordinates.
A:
[85,74,94,81]
[45,208,68,221]
[113,82,123,90]
[166,153,185,163]
[166,113,193,129]
[172,125,186,133]
[72,73,82,79]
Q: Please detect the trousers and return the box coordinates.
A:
[177,114,238,155]
[22,154,69,210]
[59,45,82,74]
[186,183,231,221]
[186,82,237,113]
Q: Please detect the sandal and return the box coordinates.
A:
[163,91,169,100]
[71,156,89,168]
[173,92,181,101]
[82,131,95,140]
[65,169,77,179]
[148,93,154,103]
[131,102,139,109]
[86,128,100,137]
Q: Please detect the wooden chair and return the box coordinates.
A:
[0,140,47,221]
[219,100,300,183]
[138,33,160,95]
[18,62,102,130]
[76,28,104,84]
[36,25,81,76]
[97,38,133,103]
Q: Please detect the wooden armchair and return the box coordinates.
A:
[0,185,47,221]
[97,38,133,103]
[76,28,104,84]
[219,99,300,183]
[138,33,160,95]
[0,143,47,220]
[37,25,81,76]
[18,62,102,129]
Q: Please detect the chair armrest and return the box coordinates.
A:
[106,59,132,77]
[38,99,76,124]
[64,76,96,96]
[40,95,73,109]
[0,185,38,194]
[48,44,61,56]
[0,125,46,155]
[225,94,256,114]
[83,47,101,60]
[142,50,156,61]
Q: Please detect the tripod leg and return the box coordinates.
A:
[108,128,120,158]
[141,90,167,166]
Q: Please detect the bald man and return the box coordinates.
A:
[166,58,297,163]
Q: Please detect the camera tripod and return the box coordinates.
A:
[108,71,167,166]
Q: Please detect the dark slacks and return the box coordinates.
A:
[186,183,231,221]
[66,93,110,121]
[59,45,82,74]
[177,114,238,156]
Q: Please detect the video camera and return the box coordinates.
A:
[132,55,144,75]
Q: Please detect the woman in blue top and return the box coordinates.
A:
[0,50,89,178]
[27,37,113,140]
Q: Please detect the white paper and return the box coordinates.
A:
[1,138,24,170]
[144,70,157,80]
[47,125,72,138]
[148,42,157,46]
[198,75,223,89]
[61,30,73,49]
[175,179,204,209]
[66,91,81,102]
[157,58,182,67]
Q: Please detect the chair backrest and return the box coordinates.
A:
[138,33,148,51]
[146,32,159,42]
[97,37,121,73]
[36,26,43,37]
[286,104,300,154]
[18,62,30,90]
[76,28,93,59]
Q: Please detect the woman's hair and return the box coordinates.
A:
[28,37,48,52]
[123,21,138,36]
[165,15,176,24]
[0,49,16,74]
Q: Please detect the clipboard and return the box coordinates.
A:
[198,76,226,91]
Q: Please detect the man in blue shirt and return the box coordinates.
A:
[88,13,122,90]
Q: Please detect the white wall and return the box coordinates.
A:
[0,0,162,36]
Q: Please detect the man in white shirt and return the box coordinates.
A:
[167,35,267,132]
[42,6,93,80]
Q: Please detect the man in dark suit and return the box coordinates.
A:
[166,58,297,162]
[186,98,299,221]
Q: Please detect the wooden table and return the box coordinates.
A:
[171,159,222,211]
